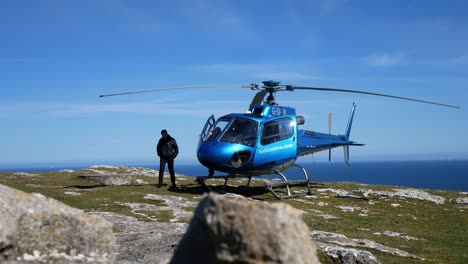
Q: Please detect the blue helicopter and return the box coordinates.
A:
[100,81,459,198]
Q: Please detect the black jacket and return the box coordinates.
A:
[157,135,179,159]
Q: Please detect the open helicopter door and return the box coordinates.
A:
[200,114,215,141]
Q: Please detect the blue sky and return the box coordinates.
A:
[1,0,467,166]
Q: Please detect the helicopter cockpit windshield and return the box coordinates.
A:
[204,117,258,147]
[220,118,258,147]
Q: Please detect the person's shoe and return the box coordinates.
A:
[157,184,163,188]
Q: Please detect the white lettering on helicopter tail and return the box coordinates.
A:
[258,143,294,154]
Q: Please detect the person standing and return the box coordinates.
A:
[156,129,179,189]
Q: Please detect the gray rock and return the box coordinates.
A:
[455,197,468,204]
[317,188,363,199]
[336,205,362,212]
[79,174,138,186]
[316,242,380,264]
[86,165,184,178]
[59,169,76,173]
[144,194,198,222]
[64,191,82,196]
[311,230,424,260]
[383,231,419,240]
[171,193,320,264]
[354,188,445,204]
[7,172,41,178]
[91,212,187,264]
[0,184,115,263]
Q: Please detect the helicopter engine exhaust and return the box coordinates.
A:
[296,116,305,125]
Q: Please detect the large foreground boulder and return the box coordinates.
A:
[0,184,115,263]
[171,193,320,264]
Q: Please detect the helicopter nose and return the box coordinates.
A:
[197,142,253,170]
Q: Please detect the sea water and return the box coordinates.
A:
[175,160,468,191]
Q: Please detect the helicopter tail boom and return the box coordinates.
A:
[297,103,363,165]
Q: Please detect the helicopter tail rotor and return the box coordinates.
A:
[344,146,351,167]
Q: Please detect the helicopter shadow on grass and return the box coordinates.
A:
[169,175,274,200]
[63,175,326,201]
[171,176,331,201]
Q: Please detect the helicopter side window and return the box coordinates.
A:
[220,118,258,147]
[205,118,230,142]
[261,118,294,145]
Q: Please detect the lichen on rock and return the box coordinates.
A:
[0,184,115,263]
[171,193,320,264]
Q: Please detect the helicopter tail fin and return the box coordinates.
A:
[344,103,357,167]
[345,103,357,140]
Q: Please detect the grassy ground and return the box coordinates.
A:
[1,168,467,263]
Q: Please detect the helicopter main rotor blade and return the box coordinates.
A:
[289,86,460,109]
[99,85,248,97]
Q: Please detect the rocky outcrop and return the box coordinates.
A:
[316,242,380,264]
[355,188,445,204]
[78,166,189,186]
[85,165,184,178]
[59,169,75,173]
[79,174,143,186]
[171,193,320,264]
[7,172,41,178]
[0,184,115,263]
[373,231,420,241]
[455,197,468,204]
[317,188,363,199]
[91,211,187,264]
[116,194,197,223]
[311,230,424,260]
[144,194,198,222]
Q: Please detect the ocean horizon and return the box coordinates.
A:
[1,159,467,192]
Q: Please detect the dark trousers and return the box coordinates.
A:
[159,158,176,187]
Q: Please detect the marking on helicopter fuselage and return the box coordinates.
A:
[259,143,294,154]
[270,106,288,116]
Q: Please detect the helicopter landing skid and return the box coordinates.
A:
[265,164,313,199]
